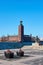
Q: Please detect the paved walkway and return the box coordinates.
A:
[0,49,43,65]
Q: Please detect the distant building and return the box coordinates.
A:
[0,21,36,42]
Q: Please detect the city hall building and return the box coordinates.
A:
[0,21,35,42]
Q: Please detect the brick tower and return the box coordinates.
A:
[18,21,24,42]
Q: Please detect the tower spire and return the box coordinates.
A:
[20,20,23,25]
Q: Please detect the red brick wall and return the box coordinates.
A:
[0,38,2,42]
[8,36,18,42]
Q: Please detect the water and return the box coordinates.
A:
[0,42,32,50]
[0,41,43,50]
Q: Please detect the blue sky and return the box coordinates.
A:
[0,0,43,37]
